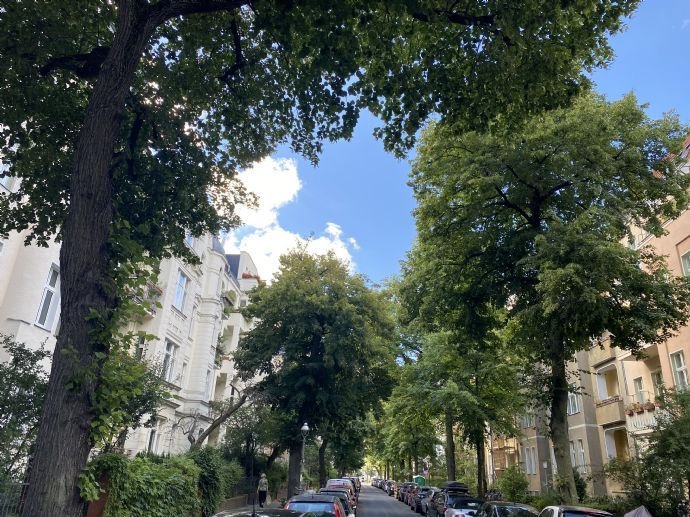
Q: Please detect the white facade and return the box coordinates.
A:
[0,178,258,456]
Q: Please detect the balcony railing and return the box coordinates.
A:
[595,395,625,425]
[624,392,659,431]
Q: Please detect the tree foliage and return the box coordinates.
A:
[408,93,690,501]
[0,335,50,481]
[0,0,644,512]
[234,249,397,492]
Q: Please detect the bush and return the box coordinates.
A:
[531,493,561,510]
[87,453,201,517]
[573,468,587,503]
[188,447,223,517]
[584,495,634,517]
[220,459,245,498]
[496,465,529,502]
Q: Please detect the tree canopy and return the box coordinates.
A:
[234,249,397,494]
[0,1,643,513]
[407,93,690,501]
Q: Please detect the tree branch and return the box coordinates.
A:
[492,187,533,224]
[190,391,249,450]
[39,46,111,79]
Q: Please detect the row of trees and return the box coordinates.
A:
[368,94,690,502]
[0,0,644,513]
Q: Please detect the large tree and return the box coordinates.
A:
[0,1,640,513]
[234,249,396,496]
[409,94,690,501]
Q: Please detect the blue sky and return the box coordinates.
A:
[226,2,690,284]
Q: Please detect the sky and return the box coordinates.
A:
[225,1,690,284]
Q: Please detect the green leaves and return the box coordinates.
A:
[235,249,396,446]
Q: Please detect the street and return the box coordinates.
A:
[358,485,417,517]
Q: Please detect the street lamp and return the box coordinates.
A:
[542,461,549,492]
[249,432,257,515]
[300,422,310,491]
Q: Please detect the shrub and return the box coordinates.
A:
[188,447,223,517]
[220,458,245,498]
[496,465,529,502]
[531,493,561,510]
[87,453,201,517]
[573,468,587,503]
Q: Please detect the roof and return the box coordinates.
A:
[289,494,340,503]
[225,254,241,279]
[553,506,612,516]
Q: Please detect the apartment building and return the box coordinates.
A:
[0,175,259,456]
[487,138,690,497]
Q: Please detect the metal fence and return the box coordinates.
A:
[0,481,27,517]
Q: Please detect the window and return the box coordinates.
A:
[569,441,576,468]
[36,266,60,329]
[523,447,537,475]
[521,413,535,428]
[185,231,196,249]
[577,440,587,474]
[567,385,581,415]
[180,362,188,386]
[651,370,664,398]
[162,341,178,382]
[681,251,690,276]
[205,369,212,399]
[147,422,160,453]
[135,335,146,360]
[173,270,189,311]
[670,351,688,390]
[633,377,645,403]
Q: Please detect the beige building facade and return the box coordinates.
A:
[0,176,259,456]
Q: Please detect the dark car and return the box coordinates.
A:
[477,502,539,517]
[385,480,396,496]
[427,491,483,517]
[414,486,438,514]
[319,489,356,516]
[285,494,346,517]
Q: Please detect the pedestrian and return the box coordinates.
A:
[257,473,269,508]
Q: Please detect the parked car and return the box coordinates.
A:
[385,480,396,496]
[399,482,418,502]
[414,486,439,514]
[325,479,357,503]
[477,502,539,517]
[285,494,346,517]
[318,489,356,517]
[213,511,320,517]
[538,507,612,517]
[426,491,483,517]
[347,477,361,494]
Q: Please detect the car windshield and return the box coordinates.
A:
[287,503,335,512]
[449,498,482,510]
[496,507,538,517]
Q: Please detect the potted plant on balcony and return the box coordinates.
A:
[642,401,656,411]
[634,402,645,414]
[624,405,635,416]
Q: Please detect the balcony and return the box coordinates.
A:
[595,395,625,425]
[131,281,163,319]
[624,393,658,432]
[589,342,616,367]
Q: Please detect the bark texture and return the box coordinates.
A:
[549,331,577,503]
[287,445,302,498]
[445,410,456,480]
[475,434,487,498]
[23,4,158,515]
[318,438,329,488]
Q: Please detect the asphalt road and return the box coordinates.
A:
[358,485,419,517]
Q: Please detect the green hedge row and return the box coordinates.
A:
[85,447,236,517]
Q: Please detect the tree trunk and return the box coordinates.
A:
[287,445,302,498]
[22,5,160,515]
[445,410,456,480]
[549,331,576,503]
[319,438,329,487]
[475,433,487,498]
[190,393,248,450]
[414,457,419,476]
[266,445,283,469]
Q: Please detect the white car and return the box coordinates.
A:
[538,506,612,517]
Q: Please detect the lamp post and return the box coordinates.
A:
[300,422,310,492]
[249,432,257,515]
[542,460,549,492]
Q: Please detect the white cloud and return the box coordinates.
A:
[225,157,359,281]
